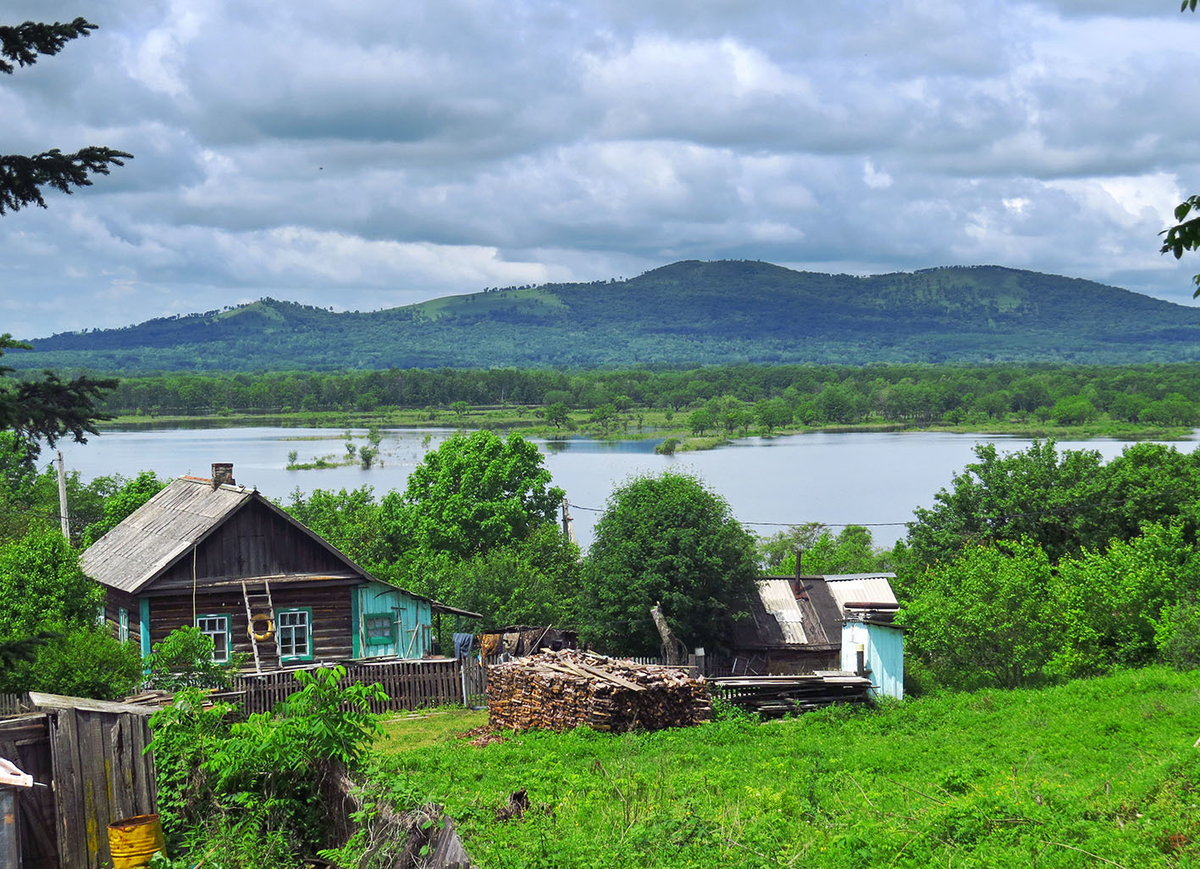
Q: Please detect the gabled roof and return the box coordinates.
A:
[81,476,370,594]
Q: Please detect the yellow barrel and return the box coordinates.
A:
[108,814,165,868]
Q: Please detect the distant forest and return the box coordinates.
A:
[99,362,1200,428]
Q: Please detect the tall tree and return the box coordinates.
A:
[581,471,759,656]
[1,17,131,214]
[399,430,563,560]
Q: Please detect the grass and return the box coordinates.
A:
[377,708,487,752]
[360,668,1200,868]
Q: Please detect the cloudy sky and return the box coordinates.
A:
[3,0,1200,339]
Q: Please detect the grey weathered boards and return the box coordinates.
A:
[0,694,157,869]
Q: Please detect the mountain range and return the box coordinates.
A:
[14,260,1200,372]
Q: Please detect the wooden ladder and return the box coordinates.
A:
[241,579,279,674]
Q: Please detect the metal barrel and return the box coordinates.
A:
[107,814,165,869]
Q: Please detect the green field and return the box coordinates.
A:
[360,668,1200,868]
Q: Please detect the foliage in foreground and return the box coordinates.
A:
[149,666,386,867]
[351,668,1200,869]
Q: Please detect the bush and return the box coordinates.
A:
[148,626,246,691]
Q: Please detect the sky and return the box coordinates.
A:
[3,0,1200,340]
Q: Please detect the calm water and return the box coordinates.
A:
[56,427,1199,549]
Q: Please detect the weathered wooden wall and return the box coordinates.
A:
[152,500,347,588]
[145,581,357,667]
[0,696,158,869]
[0,714,56,869]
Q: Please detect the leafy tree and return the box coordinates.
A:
[1050,522,1200,678]
[0,18,131,214]
[590,403,617,432]
[399,430,563,560]
[898,540,1056,691]
[688,407,715,435]
[755,397,792,433]
[581,471,759,655]
[906,441,1109,567]
[0,525,101,637]
[776,525,890,576]
[545,401,570,429]
[284,486,391,569]
[432,524,581,630]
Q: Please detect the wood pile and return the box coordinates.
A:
[486,650,710,733]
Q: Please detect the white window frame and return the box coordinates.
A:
[277,608,313,662]
[118,607,129,644]
[195,614,231,663]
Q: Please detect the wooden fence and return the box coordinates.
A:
[0,693,21,717]
[233,658,485,715]
[0,693,158,869]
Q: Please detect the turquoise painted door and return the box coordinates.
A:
[356,582,432,658]
[358,583,400,658]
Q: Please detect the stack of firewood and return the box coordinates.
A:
[486,650,710,733]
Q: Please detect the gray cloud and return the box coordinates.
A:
[2,0,1200,340]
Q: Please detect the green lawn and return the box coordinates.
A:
[363,668,1200,868]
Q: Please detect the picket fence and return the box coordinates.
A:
[231,657,487,715]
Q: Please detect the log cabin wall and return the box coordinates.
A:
[151,500,349,590]
[100,588,140,647]
[144,581,357,668]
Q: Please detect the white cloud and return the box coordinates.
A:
[3,0,1200,337]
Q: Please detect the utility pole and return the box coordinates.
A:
[55,451,70,539]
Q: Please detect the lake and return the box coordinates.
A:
[56,426,1200,549]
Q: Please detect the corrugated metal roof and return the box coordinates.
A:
[756,578,809,644]
[81,477,254,593]
[824,573,898,612]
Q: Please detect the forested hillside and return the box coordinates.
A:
[16,261,1200,371]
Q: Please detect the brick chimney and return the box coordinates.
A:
[211,463,235,489]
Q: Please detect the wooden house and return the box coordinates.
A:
[81,464,478,671]
[731,571,902,694]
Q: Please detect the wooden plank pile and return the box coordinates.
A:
[486,650,710,733]
[709,671,872,718]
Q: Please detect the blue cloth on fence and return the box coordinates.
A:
[453,632,474,659]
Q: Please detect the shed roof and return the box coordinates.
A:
[732,573,898,653]
[823,573,899,612]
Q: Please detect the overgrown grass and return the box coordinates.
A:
[362,668,1200,868]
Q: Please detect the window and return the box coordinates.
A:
[95,605,106,628]
[195,615,230,663]
[118,608,129,644]
[365,615,394,646]
[278,609,313,661]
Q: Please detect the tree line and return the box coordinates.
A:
[96,361,1200,428]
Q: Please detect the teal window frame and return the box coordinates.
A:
[118,607,129,644]
[195,614,231,663]
[277,608,314,662]
[364,614,395,647]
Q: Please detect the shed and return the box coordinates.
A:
[0,693,157,869]
[731,571,902,689]
[82,464,478,672]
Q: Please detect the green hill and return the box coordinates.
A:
[15,261,1200,371]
